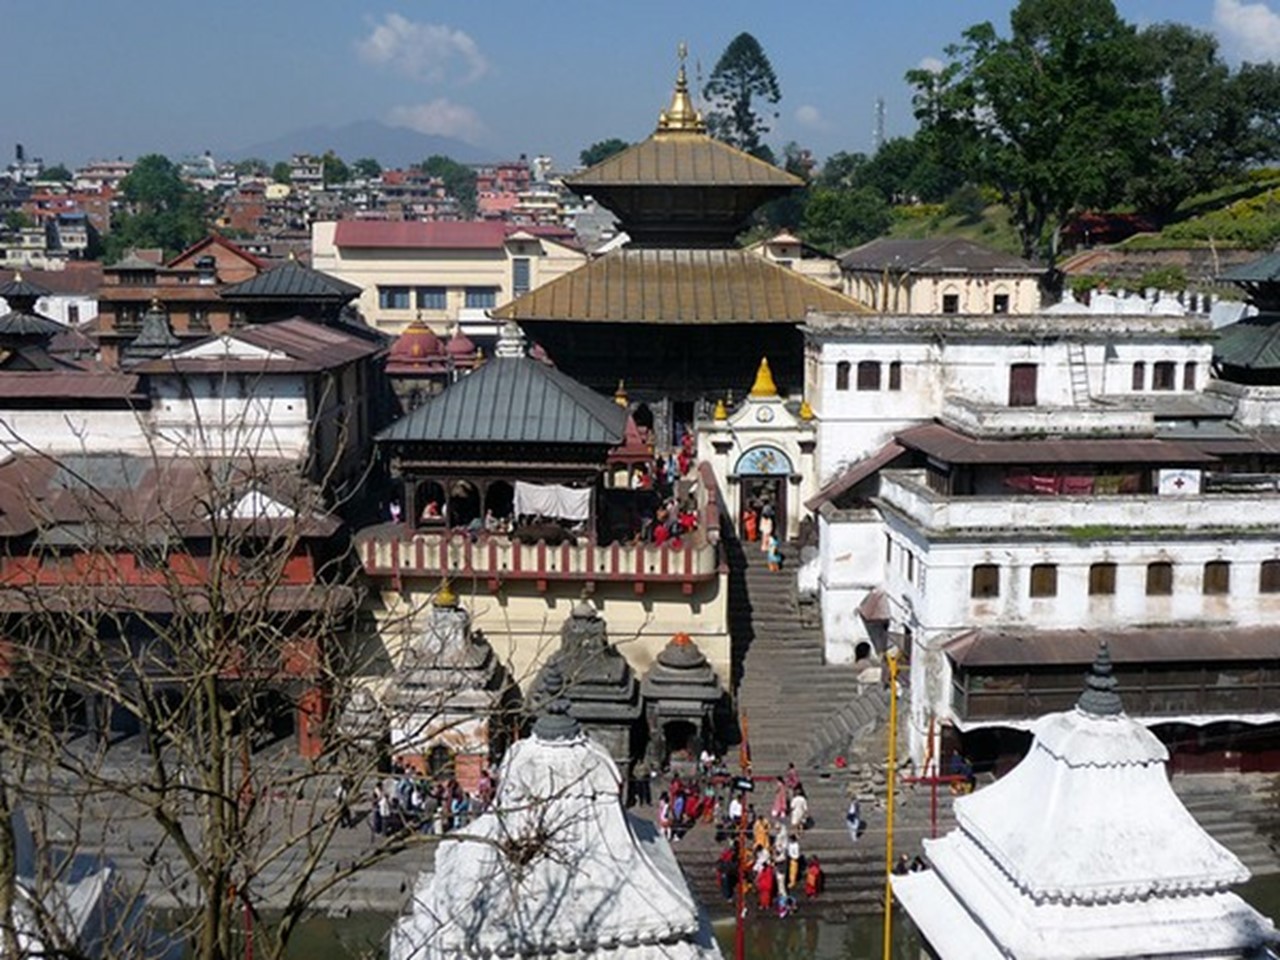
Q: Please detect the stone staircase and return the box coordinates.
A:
[666,537,926,918]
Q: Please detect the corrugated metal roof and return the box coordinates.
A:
[377,356,626,445]
[1213,315,1280,370]
[0,310,64,338]
[220,260,361,300]
[134,318,383,375]
[493,248,869,324]
[895,423,1218,465]
[839,237,1042,274]
[0,370,141,401]
[568,133,802,188]
[806,440,906,510]
[1218,252,1280,283]
[945,626,1280,667]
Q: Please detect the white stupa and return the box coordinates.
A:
[893,643,1278,960]
[389,665,722,960]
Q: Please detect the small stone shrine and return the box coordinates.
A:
[892,643,1278,960]
[528,601,642,765]
[384,581,509,789]
[389,671,721,960]
[640,632,723,768]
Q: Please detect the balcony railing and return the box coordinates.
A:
[879,469,1280,534]
[359,529,720,591]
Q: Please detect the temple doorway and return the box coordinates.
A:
[740,476,786,542]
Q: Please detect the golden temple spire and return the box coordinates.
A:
[434,578,458,608]
[749,357,778,398]
[614,378,629,407]
[656,42,706,135]
[798,398,814,421]
[713,398,728,421]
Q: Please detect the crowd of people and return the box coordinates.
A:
[346,766,497,838]
[711,762,825,917]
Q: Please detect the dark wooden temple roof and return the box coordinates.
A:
[219,259,361,301]
[377,355,626,446]
[493,249,868,325]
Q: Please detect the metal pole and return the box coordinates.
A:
[881,650,899,960]
[735,712,750,960]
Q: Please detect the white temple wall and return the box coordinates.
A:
[816,508,886,664]
[367,577,731,696]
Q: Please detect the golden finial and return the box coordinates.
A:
[149,295,164,312]
[12,271,21,284]
[713,398,728,421]
[287,250,298,261]
[614,378,629,407]
[434,579,457,608]
[799,398,814,421]
[656,41,706,135]
[749,357,778,398]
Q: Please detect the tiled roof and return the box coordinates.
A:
[0,370,141,401]
[567,133,802,189]
[219,260,361,300]
[839,237,1042,274]
[166,233,267,270]
[0,276,52,301]
[378,356,626,445]
[493,248,869,324]
[0,263,102,296]
[333,221,578,250]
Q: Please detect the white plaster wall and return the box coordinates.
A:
[151,374,311,460]
[817,508,886,663]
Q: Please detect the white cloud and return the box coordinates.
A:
[1214,0,1280,61]
[794,105,830,130]
[356,13,488,83]
[917,56,945,74]
[386,99,487,143]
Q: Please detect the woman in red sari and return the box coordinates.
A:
[756,856,775,910]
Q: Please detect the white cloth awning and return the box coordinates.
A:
[891,870,1005,960]
[514,481,591,521]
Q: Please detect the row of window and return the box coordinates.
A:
[970,560,1277,599]
[377,286,498,310]
[941,293,1009,314]
[836,360,902,392]
[1133,360,1196,391]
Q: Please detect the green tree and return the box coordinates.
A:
[815,151,868,191]
[703,32,781,161]
[801,185,892,253]
[3,211,34,232]
[271,161,292,185]
[420,155,477,217]
[321,150,350,187]
[105,154,207,261]
[908,0,1161,263]
[578,138,630,168]
[233,158,269,177]
[1128,24,1277,218]
[40,163,72,182]
[352,157,382,180]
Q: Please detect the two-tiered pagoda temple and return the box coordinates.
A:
[494,58,867,436]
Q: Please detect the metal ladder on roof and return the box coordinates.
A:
[1066,340,1091,406]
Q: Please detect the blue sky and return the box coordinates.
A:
[7,1,1277,170]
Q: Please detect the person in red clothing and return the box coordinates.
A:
[756,855,775,911]
[804,856,824,897]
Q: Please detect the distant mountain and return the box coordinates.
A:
[226,120,491,168]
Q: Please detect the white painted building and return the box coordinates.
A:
[803,303,1280,766]
[893,648,1277,959]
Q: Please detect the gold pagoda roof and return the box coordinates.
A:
[493,248,870,325]
[567,135,802,189]
[568,58,801,190]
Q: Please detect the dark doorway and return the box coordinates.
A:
[741,476,785,542]
[1008,363,1038,407]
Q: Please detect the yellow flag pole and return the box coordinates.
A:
[882,649,900,960]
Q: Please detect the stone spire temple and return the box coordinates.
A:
[528,601,642,765]
[389,673,722,960]
[384,581,509,788]
[892,643,1277,959]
